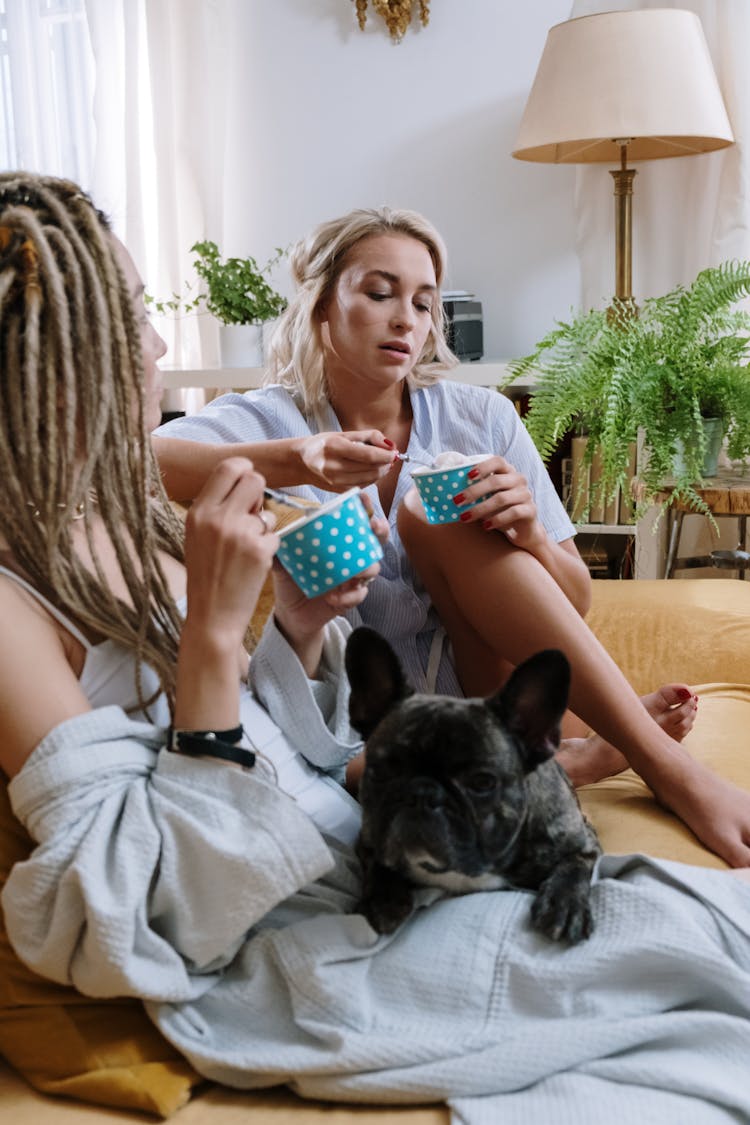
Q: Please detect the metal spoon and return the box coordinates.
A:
[393,451,434,469]
[263,487,320,510]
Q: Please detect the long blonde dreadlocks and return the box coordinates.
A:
[0,172,185,716]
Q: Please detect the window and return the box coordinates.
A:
[0,0,95,186]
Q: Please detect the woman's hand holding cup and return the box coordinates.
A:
[183,458,280,652]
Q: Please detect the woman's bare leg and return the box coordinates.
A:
[398,489,750,867]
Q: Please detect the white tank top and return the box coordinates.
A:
[0,563,170,727]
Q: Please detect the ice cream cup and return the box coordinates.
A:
[275,488,384,598]
[411,457,492,525]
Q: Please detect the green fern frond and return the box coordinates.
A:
[510,260,750,520]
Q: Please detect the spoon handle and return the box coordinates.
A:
[263,487,318,510]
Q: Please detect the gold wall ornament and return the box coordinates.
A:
[353,0,430,43]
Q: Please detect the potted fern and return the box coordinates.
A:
[148,240,288,367]
[502,261,750,521]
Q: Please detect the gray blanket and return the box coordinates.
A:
[4,634,750,1124]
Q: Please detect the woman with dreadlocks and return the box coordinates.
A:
[0,170,381,836]
[3,174,750,1123]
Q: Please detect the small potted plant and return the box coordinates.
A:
[149,240,288,367]
[502,261,750,521]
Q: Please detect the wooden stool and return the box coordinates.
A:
[661,468,750,578]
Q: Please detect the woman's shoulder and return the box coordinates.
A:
[416,378,516,424]
[0,573,91,777]
[155,383,307,442]
[0,567,86,663]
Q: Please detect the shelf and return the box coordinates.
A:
[160,360,513,391]
[577,524,636,536]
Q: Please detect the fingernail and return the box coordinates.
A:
[468,469,480,479]
[482,519,493,530]
[383,438,395,448]
[677,688,692,701]
[453,492,466,505]
[459,512,472,522]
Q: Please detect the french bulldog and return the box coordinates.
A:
[345,626,602,943]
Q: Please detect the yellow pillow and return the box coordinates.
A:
[0,780,202,1116]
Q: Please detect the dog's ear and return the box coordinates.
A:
[487,649,570,769]
[345,626,412,739]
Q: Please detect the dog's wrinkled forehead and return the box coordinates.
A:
[365,693,510,771]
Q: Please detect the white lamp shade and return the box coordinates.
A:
[513,8,734,163]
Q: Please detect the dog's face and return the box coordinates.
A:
[346,627,571,893]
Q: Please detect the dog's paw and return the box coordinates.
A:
[530,880,595,944]
[358,892,413,935]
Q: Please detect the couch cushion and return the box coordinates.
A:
[587,578,750,696]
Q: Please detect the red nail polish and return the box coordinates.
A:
[383,438,395,448]
[482,519,493,530]
[677,688,692,701]
[459,512,472,522]
[453,492,466,505]
[468,469,480,479]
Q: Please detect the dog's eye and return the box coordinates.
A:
[465,771,497,794]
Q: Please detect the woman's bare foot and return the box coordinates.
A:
[641,684,699,742]
[557,684,698,787]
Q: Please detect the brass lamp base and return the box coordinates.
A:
[607,143,638,322]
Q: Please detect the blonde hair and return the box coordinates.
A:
[266,206,459,415]
[0,172,184,715]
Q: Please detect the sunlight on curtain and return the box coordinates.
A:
[1,0,234,409]
[0,0,94,181]
[85,0,234,397]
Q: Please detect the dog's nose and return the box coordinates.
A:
[407,778,443,810]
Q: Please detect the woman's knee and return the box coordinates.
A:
[397,488,461,572]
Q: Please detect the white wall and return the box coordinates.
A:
[211,0,577,362]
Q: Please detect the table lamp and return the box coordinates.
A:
[512,8,734,313]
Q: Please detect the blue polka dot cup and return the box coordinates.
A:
[412,458,491,524]
[275,488,384,598]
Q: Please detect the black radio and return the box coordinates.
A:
[442,291,483,361]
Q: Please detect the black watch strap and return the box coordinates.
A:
[168,725,256,769]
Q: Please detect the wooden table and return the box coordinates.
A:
[660,467,750,578]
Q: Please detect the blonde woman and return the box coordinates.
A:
[152,206,750,867]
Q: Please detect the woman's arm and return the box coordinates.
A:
[152,431,397,502]
[174,458,280,731]
[0,579,92,778]
[2,705,333,997]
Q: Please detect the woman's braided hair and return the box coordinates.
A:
[0,172,184,715]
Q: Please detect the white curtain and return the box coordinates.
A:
[1,0,95,182]
[569,0,750,310]
[2,0,241,401]
[84,0,240,393]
